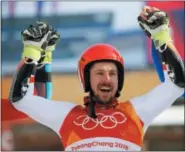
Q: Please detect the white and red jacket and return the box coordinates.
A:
[12,72,184,151]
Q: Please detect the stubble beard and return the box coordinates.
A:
[92,93,115,105]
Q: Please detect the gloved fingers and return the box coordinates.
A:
[147,11,166,23]
[48,29,60,46]
[141,6,152,16]
[37,22,51,38]
[141,6,159,16]
[137,15,147,24]
[22,29,32,37]
[22,25,35,37]
[31,26,42,38]
[36,21,47,26]
[139,6,165,23]
[49,35,59,45]
[153,11,166,17]
[151,7,160,12]
[22,22,50,40]
[137,14,152,37]
[22,21,60,51]
[138,6,152,24]
[41,30,52,50]
[36,21,48,30]
[50,34,59,40]
[22,25,41,39]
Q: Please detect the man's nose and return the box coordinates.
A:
[104,73,111,81]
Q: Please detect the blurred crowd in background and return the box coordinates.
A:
[1,1,184,151]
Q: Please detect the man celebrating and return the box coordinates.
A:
[9,6,184,151]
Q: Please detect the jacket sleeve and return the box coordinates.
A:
[130,42,184,127]
[130,73,184,127]
[12,87,76,136]
[9,59,76,135]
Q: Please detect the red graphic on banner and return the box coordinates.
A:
[1,99,34,151]
[2,99,28,121]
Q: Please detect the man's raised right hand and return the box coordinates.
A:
[21,21,60,62]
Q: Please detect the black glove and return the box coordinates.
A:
[22,21,60,50]
[137,6,171,50]
[21,21,60,62]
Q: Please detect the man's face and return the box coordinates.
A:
[90,62,118,103]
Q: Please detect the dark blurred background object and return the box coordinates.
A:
[12,123,64,151]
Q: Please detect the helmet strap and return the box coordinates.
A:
[88,95,97,119]
[83,92,97,119]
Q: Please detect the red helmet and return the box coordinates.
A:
[78,43,124,97]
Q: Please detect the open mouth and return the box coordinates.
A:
[100,86,111,93]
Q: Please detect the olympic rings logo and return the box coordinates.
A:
[73,112,127,130]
